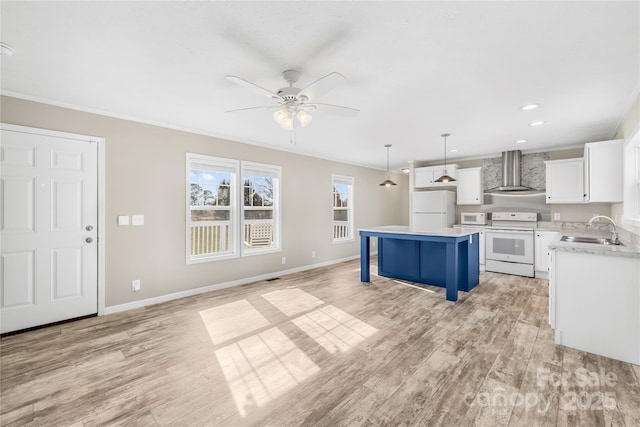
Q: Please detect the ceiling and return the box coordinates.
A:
[1,1,638,171]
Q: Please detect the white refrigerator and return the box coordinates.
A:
[412,190,456,231]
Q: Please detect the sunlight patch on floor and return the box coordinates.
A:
[393,280,436,293]
[261,288,323,317]
[214,327,320,417]
[199,299,270,345]
[202,288,378,418]
[292,305,378,354]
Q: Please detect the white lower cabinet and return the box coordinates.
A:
[534,230,558,278]
[548,250,555,328]
[550,249,640,365]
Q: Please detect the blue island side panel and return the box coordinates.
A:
[379,239,421,282]
[378,235,479,292]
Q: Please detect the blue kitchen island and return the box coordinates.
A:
[359,226,480,302]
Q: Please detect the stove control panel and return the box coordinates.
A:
[492,212,537,222]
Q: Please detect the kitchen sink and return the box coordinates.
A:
[560,235,624,246]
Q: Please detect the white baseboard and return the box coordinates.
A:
[104,254,362,315]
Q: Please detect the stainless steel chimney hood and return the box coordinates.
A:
[486,150,543,193]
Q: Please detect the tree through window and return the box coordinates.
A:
[242,163,281,254]
[332,175,354,241]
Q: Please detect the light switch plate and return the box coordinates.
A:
[132,215,144,226]
[117,215,130,226]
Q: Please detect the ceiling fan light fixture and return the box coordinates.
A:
[273,109,289,125]
[281,116,294,130]
[296,110,313,127]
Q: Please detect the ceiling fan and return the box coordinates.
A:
[225,70,359,130]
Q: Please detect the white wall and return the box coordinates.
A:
[1,96,409,307]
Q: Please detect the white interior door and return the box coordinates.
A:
[1,127,98,333]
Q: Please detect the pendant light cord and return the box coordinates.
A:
[385,144,392,176]
[441,133,450,171]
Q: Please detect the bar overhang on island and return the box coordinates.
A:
[359,226,480,302]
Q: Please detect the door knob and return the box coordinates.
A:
[86,237,94,243]
[86,225,94,231]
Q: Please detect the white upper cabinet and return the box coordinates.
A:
[545,158,584,204]
[583,139,623,203]
[535,230,558,277]
[456,167,483,205]
[414,164,458,188]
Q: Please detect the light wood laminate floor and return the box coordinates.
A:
[2,258,639,426]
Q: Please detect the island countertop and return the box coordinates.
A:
[359,225,481,238]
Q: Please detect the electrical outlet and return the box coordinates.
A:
[281,256,286,264]
[553,213,561,221]
[132,279,140,292]
[311,251,316,259]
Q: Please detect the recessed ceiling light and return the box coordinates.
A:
[450,148,459,153]
[521,104,539,110]
[515,139,527,144]
[0,42,15,56]
[529,121,545,126]
[400,167,410,174]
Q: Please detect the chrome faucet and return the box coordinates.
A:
[587,215,619,244]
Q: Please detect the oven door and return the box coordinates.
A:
[485,228,534,264]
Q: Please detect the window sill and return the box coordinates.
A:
[187,252,239,264]
[241,247,281,257]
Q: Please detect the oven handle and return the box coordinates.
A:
[486,229,534,235]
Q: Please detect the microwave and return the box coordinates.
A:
[460,212,487,225]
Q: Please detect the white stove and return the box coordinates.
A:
[485,212,537,277]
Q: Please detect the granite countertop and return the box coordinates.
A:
[547,226,640,258]
[452,221,640,257]
[359,225,479,238]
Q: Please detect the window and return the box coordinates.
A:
[332,175,354,242]
[623,126,640,228]
[242,162,281,255]
[187,153,239,263]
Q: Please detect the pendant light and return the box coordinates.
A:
[379,144,397,187]
[434,133,456,183]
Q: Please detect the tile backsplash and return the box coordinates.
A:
[483,152,549,190]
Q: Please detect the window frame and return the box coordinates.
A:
[623,124,640,228]
[241,161,282,256]
[332,174,354,243]
[186,153,240,264]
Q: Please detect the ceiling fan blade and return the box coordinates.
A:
[298,72,346,100]
[225,75,283,101]
[310,103,360,117]
[225,105,279,113]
